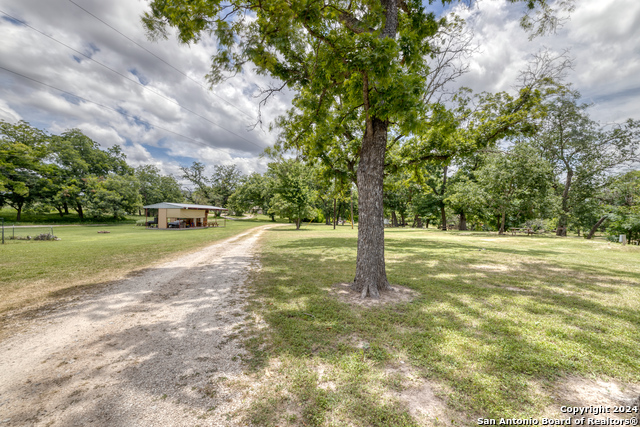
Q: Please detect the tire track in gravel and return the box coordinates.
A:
[0,224,277,426]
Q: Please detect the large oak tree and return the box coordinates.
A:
[143,0,571,297]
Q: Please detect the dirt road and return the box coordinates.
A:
[0,225,273,426]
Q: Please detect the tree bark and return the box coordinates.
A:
[76,203,84,219]
[586,215,608,239]
[425,219,430,229]
[391,211,398,227]
[16,204,23,222]
[57,206,64,217]
[459,211,467,231]
[353,116,390,298]
[499,209,507,235]
[556,169,573,236]
[440,205,447,230]
[333,198,337,229]
[352,4,397,298]
[400,212,406,227]
[63,201,69,215]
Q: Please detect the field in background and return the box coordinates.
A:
[0,218,272,316]
[242,224,640,426]
[0,207,146,225]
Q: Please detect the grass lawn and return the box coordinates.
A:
[0,207,147,225]
[242,224,640,426]
[0,218,272,316]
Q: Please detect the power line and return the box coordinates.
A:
[0,65,252,157]
[0,9,267,150]
[66,0,256,121]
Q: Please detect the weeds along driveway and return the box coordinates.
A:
[0,224,277,427]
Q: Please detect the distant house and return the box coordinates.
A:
[143,202,227,229]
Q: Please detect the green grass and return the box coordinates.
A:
[242,225,640,426]
[0,217,272,315]
[0,207,145,225]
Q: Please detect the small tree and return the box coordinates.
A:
[457,143,553,234]
[268,160,316,229]
[534,92,640,235]
[85,175,142,219]
[136,165,183,209]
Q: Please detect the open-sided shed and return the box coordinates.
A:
[143,203,227,229]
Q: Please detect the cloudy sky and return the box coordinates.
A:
[0,0,638,178]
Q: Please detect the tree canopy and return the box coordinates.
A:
[143,0,571,297]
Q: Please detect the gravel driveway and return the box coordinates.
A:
[0,224,275,426]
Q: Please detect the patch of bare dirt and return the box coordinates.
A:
[328,282,419,307]
[384,364,467,426]
[543,376,640,422]
[0,225,278,427]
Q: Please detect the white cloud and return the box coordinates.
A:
[0,0,638,177]
[451,0,640,123]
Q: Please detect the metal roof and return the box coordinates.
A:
[143,202,227,210]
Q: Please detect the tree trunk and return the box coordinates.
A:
[16,204,23,222]
[56,206,64,217]
[499,209,506,235]
[333,198,337,229]
[76,203,84,219]
[425,219,430,229]
[440,165,448,230]
[391,211,398,227]
[353,116,390,298]
[350,192,354,229]
[586,215,608,239]
[324,200,330,225]
[400,212,406,227]
[63,201,69,215]
[557,169,573,236]
[459,211,467,231]
[296,218,301,230]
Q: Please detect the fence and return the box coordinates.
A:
[2,223,57,242]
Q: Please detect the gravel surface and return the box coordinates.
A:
[0,224,275,426]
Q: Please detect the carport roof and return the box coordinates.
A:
[143,202,227,210]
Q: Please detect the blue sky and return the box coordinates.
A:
[0,0,638,179]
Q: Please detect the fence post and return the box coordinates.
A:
[1,218,3,244]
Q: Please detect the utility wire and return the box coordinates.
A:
[66,0,256,121]
[0,65,250,157]
[0,9,266,150]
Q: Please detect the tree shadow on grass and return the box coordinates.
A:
[245,233,640,423]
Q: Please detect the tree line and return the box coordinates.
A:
[0,120,182,221]
[3,97,639,245]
